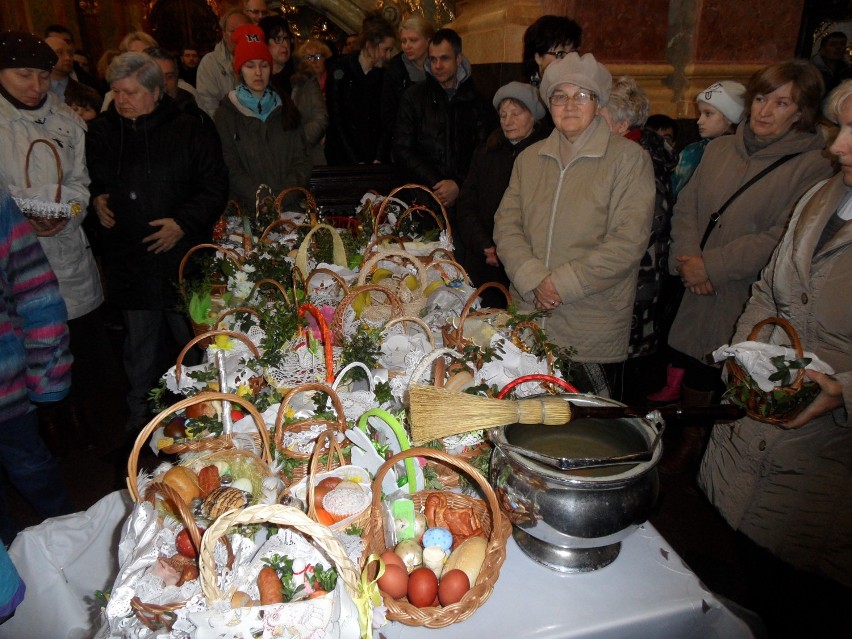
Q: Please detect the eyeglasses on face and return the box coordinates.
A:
[545,50,572,59]
[549,90,596,106]
[304,53,324,61]
[269,35,291,44]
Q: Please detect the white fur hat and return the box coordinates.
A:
[696,81,746,124]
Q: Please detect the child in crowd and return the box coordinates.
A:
[66,81,101,122]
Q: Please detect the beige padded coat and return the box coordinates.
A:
[668,122,833,363]
[699,175,852,587]
[494,118,655,362]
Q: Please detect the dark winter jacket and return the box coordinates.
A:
[325,53,386,165]
[456,125,548,306]
[379,52,424,163]
[392,58,497,188]
[214,90,312,210]
[86,95,228,310]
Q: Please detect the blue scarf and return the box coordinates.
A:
[236,85,281,122]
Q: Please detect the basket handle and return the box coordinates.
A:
[305,267,350,297]
[357,409,418,493]
[382,315,436,350]
[374,184,452,241]
[497,374,579,398]
[425,258,472,285]
[331,284,405,346]
[298,303,335,383]
[363,234,407,258]
[273,186,318,221]
[212,306,263,331]
[126,392,272,501]
[25,138,63,203]
[426,247,455,263]
[174,329,261,385]
[746,316,807,389]
[295,223,348,279]
[408,347,464,388]
[247,278,292,306]
[356,247,429,290]
[178,243,242,301]
[145,481,202,550]
[198,504,360,604]
[305,429,346,519]
[331,362,376,393]
[369,447,503,534]
[273,382,348,449]
[258,217,298,243]
[454,282,512,340]
[394,204,447,240]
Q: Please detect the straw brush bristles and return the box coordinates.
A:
[408,385,573,443]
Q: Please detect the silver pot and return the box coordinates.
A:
[489,393,663,572]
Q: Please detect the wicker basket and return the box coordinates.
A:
[305,267,350,305]
[127,392,273,501]
[362,447,511,628]
[330,284,405,346]
[128,480,201,632]
[357,248,430,318]
[273,186,319,222]
[294,429,372,532]
[178,243,243,348]
[380,315,437,378]
[294,223,348,279]
[246,277,293,307]
[725,317,819,425]
[363,234,407,258]
[273,382,350,483]
[197,504,361,628]
[374,184,453,247]
[425,258,471,285]
[441,282,513,355]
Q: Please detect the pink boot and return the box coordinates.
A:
[647,365,685,403]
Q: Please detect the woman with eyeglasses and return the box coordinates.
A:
[260,16,328,165]
[379,15,435,161]
[324,12,396,165]
[662,60,833,474]
[213,24,311,210]
[522,15,583,86]
[297,39,332,98]
[494,53,655,385]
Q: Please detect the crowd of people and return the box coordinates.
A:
[0,4,850,633]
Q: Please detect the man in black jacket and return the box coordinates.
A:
[392,29,496,257]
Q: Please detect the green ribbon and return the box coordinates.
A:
[354,554,385,639]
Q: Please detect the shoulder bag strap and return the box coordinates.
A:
[699,153,801,249]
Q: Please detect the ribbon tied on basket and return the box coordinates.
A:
[356,554,387,638]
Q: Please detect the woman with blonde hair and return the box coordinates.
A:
[297,39,332,97]
[380,15,436,158]
[118,31,157,53]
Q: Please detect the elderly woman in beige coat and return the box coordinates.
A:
[699,82,852,630]
[663,60,834,472]
[494,54,654,387]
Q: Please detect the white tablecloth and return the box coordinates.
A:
[0,491,754,639]
[381,523,755,639]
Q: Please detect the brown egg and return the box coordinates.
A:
[380,550,407,572]
[316,476,343,491]
[407,567,438,608]
[438,569,470,606]
[377,564,408,599]
[163,418,187,439]
[311,483,334,507]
